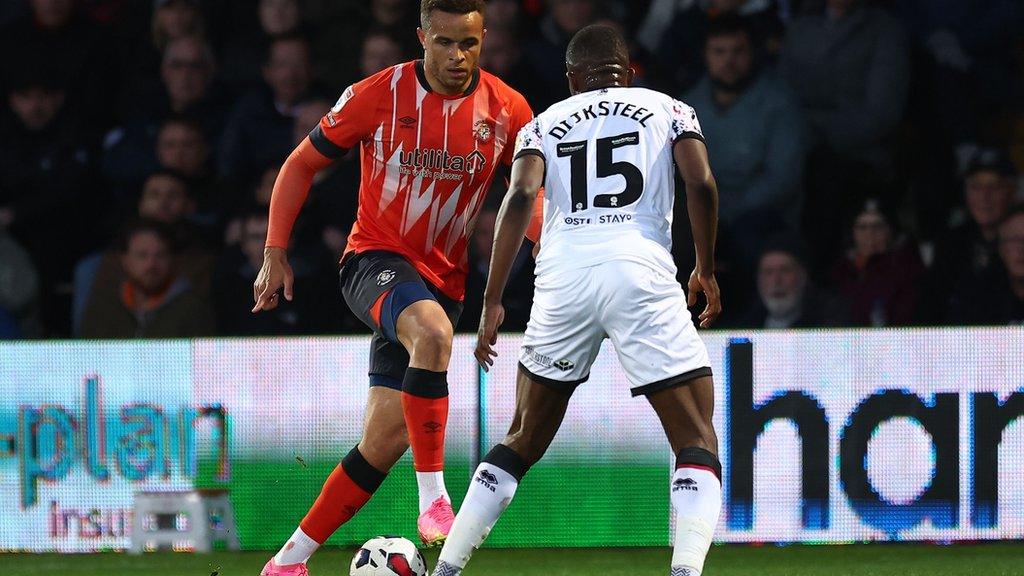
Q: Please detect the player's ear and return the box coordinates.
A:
[566,69,579,95]
[417,27,427,50]
[627,66,636,86]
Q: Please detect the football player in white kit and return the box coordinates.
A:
[432,24,722,576]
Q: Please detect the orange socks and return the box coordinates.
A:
[401,368,449,473]
[299,447,385,543]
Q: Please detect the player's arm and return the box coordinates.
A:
[252,137,334,312]
[475,153,546,369]
[674,137,722,328]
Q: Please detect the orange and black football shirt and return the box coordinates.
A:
[309,60,534,301]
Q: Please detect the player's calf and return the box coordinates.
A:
[671,447,722,576]
[433,444,531,575]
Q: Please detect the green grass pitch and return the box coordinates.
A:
[4,544,1024,576]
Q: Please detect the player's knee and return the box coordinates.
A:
[411,320,453,360]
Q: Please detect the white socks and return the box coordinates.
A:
[417,471,451,512]
[435,463,519,572]
[670,466,722,576]
[274,526,319,566]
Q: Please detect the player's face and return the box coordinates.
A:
[966,171,1014,229]
[122,232,173,296]
[139,175,191,224]
[418,10,485,95]
[705,33,753,89]
[998,214,1024,280]
[852,211,892,258]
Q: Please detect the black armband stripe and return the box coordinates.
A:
[309,125,348,159]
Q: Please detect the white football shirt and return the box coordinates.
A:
[514,87,704,278]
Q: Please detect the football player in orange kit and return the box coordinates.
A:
[252,1,535,574]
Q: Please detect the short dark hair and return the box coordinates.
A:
[705,13,754,43]
[420,0,485,28]
[566,24,628,68]
[117,218,175,254]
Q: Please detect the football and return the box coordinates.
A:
[349,536,428,576]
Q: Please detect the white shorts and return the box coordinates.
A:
[519,259,712,396]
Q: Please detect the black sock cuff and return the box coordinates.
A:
[403,368,448,399]
[482,443,530,482]
[342,446,387,493]
[675,447,721,480]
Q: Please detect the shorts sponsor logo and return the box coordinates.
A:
[377,270,396,286]
[399,116,417,128]
[553,359,575,372]
[522,346,553,368]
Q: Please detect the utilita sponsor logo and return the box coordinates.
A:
[7,376,230,508]
[724,340,1024,535]
[399,148,486,174]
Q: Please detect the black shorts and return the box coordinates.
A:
[339,250,463,389]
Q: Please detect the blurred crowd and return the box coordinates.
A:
[1,0,1023,340]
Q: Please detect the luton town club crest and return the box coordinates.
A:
[474,120,493,143]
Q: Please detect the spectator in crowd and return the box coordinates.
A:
[0,230,41,338]
[479,27,540,102]
[486,0,525,32]
[80,219,214,339]
[219,33,319,182]
[73,171,216,335]
[523,0,599,110]
[221,0,305,93]
[310,0,419,87]
[947,206,1024,325]
[780,0,910,266]
[685,14,805,250]
[358,29,405,78]
[459,202,535,333]
[0,0,120,132]
[1,66,98,336]
[638,0,782,95]
[731,237,846,329]
[831,198,925,327]
[927,149,1019,321]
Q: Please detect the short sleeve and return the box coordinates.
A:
[501,93,536,166]
[667,99,705,144]
[513,117,545,163]
[308,75,381,159]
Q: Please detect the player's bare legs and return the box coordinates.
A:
[395,299,458,545]
[433,369,570,575]
[263,388,408,575]
[648,376,721,576]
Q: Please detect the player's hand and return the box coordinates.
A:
[475,301,505,371]
[687,268,721,328]
[252,246,294,313]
